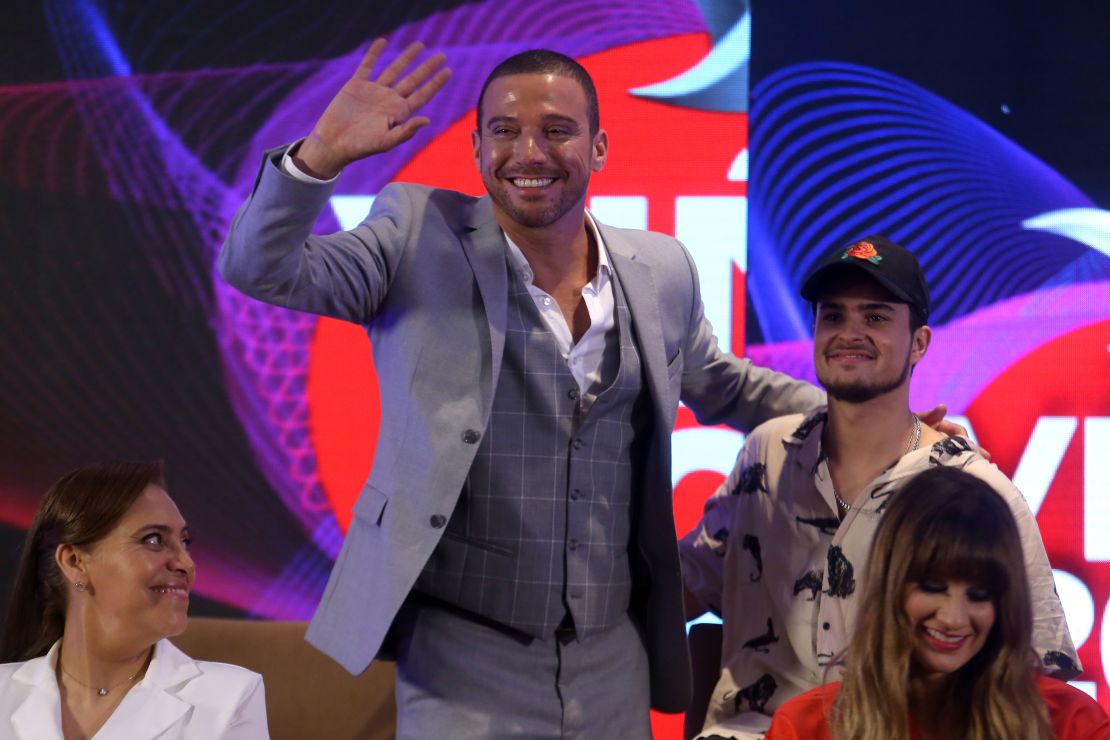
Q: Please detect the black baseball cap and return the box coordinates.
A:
[800,235,930,324]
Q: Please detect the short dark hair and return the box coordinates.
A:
[476,49,600,136]
[0,461,166,662]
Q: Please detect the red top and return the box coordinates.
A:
[766,675,1110,740]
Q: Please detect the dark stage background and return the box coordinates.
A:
[2,0,1108,732]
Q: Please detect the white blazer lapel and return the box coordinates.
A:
[10,645,65,740]
[94,640,196,740]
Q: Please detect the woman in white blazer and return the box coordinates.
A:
[0,461,269,740]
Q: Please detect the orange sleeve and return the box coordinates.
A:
[1036,675,1110,739]
[766,684,838,740]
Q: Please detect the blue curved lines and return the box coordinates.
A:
[43,1,133,78]
[630,9,750,111]
[748,61,1106,342]
[1023,208,1110,257]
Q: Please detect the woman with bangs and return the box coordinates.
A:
[766,466,1109,740]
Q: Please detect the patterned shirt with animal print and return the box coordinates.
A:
[680,408,1080,739]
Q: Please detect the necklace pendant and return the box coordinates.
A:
[98,688,109,696]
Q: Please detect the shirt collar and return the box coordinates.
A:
[783,406,829,448]
[503,211,612,287]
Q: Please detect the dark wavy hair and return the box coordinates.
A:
[476,49,600,135]
[0,461,165,662]
[831,465,1052,740]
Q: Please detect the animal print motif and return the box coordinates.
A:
[795,515,839,536]
[1044,650,1078,675]
[929,435,973,465]
[824,545,855,598]
[741,617,779,653]
[732,462,768,496]
[742,534,763,581]
[792,411,827,441]
[726,674,778,714]
[793,570,823,601]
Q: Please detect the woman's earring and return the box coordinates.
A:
[74,581,87,592]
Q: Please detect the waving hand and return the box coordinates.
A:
[294,39,451,179]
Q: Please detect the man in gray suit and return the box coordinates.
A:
[219,39,825,737]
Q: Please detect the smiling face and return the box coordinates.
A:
[65,485,195,646]
[904,577,996,678]
[813,273,930,403]
[472,72,607,233]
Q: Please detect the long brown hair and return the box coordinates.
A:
[831,466,1053,740]
[0,461,165,662]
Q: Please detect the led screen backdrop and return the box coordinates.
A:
[1,0,1107,733]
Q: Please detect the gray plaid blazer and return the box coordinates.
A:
[219,145,824,712]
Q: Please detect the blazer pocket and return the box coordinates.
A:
[352,486,389,527]
[665,348,684,400]
[440,530,515,557]
[666,348,684,378]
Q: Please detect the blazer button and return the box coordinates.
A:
[462,429,481,444]
[430,515,447,528]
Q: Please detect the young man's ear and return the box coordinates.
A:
[471,129,481,168]
[910,325,932,365]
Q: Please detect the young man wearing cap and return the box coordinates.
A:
[679,236,1079,739]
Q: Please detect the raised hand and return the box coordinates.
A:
[294,38,451,179]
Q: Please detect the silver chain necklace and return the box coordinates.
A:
[833,414,922,514]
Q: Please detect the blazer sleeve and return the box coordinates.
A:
[219,672,269,739]
[218,144,414,325]
[673,238,825,432]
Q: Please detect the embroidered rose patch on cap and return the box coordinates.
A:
[841,240,882,264]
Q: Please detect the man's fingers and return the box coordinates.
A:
[405,66,452,111]
[916,403,946,427]
[376,41,426,87]
[393,51,449,97]
[353,38,388,81]
[384,117,431,147]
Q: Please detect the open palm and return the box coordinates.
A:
[297,39,451,178]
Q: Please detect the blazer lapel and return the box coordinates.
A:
[459,197,508,387]
[10,652,65,740]
[602,227,671,421]
[94,640,195,739]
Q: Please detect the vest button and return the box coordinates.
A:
[568,539,579,551]
[567,388,580,400]
[429,515,447,528]
[822,621,831,631]
[572,438,584,450]
[461,429,481,444]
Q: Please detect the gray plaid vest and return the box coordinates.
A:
[414,254,649,639]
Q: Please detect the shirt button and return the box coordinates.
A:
[573,438,584,450]
[822,622,831,631]
[571,488,583,500]
[462,429,481,444]
[568,388,580,400]
[430,515,447,529]
[543,297,552,306]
